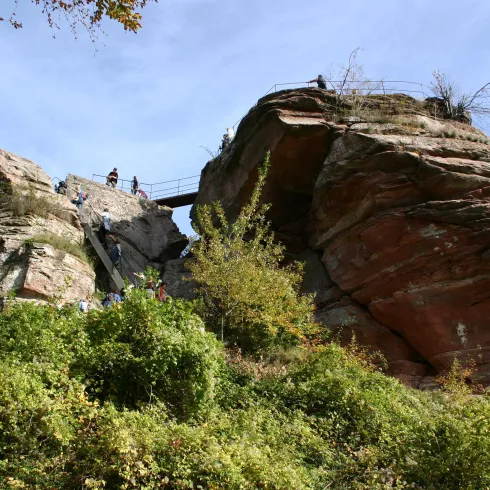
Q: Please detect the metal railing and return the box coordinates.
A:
[91,174,200,201]
[230,79,433,131]
[263,80,431,98]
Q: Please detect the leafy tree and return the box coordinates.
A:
[1,0,155,36]
[188,152,317,352]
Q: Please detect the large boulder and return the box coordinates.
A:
[65,175,188,279]
[0,149,95,303]
[192,88,490,386]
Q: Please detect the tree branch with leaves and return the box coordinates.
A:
[1,0,156,37]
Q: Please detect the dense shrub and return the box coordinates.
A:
[189,154,316,352]
[1,296,490,489]
[77,290,224,415]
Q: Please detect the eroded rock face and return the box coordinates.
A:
[65,175,188,279]
[162,258,197,300]
[193,88,490,386]
[0,150,95,303]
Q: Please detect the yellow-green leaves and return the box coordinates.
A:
[188,153,316,352]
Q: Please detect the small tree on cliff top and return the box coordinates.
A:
[188,153,316,352]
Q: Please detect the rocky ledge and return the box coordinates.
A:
[0,149,94,302]
[193,88,490,387]
[65,175,188,282]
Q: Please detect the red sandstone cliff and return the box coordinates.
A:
[192,88,490,387]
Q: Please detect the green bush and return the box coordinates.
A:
[26,232,92,265]
[77,290,224,415]
[1,260,490,488]
[188,153,317,352]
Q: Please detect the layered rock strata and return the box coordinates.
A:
[0,149,95,302]
[193,88,490,386]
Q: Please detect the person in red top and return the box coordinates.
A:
[137,188,148,199]
[158,282,168,302]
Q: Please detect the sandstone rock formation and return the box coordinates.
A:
[193,88,490,386]
[65,175,188,283]
[162,258,197,300]
[0,149,95,302]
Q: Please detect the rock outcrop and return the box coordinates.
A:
[65,175,188,282]
[193,88,490,386]
[161,257,197,300]
[0,149,95,302]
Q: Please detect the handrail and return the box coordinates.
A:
[232,79,433,130]
[90,173,200,201]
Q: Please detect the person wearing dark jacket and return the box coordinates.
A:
[106,168,118,188]
[131,176,139,195]
[109,239,122,268]
[309,74,327,89]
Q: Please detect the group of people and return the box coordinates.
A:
[106,169,148,199]
[135,272,168,302]
[79,280,168,312]
[54,180,87,216]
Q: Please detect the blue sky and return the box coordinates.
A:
[1,0,489,236]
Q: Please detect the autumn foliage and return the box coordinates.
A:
[1,0,156,35]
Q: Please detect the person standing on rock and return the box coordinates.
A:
[158,281,168,302]
[146,276,156,298]
[79,297,89,313]
[71,185,84,215]
[309,74,327,89]
[98,208,111,249]
[110,239,122,269]
[131,176,139,195]
[220,132,231,151]
[106,168,118,188]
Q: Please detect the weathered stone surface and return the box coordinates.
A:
[21,243,94,301]
[0,149,53,192]
[0,149,94,302]
[192,88,490,385]
[162,258,197,300]
[65,175,188,278]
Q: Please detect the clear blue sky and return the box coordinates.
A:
[1,0,489,236]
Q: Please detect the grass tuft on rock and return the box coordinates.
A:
[26,233,91,265]
[0,185,70,220]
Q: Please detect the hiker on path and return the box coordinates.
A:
[112,289,122,302]
[131,176,139,195]
[106,168,118,188]
[158,281,168,302]
[146,276,156,298]
[137,188,148,199]
[79,297,89,313]
[71,185,84,215]
[98,208,111,248]
[55,181,67,195]
[220,132,230,151]
[109,239,122,268]
[102,293,115,308]
[309,74,327,89]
